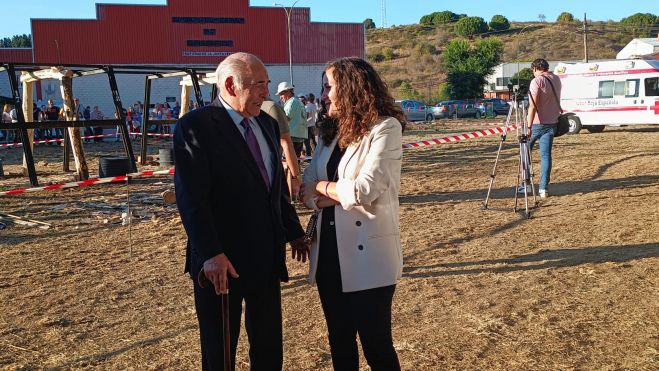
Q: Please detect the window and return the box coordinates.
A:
[614,81,625,96]
[625,79,639,98]
[496,77,510,87]
[598,80,614,98]
[645,77,659,96]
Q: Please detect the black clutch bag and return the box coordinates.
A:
[304,211,319,242]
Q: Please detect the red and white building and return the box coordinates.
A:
[0,0,364,113]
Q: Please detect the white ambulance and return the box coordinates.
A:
[554,59,659,133]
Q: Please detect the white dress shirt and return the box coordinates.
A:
[219,96,273,186]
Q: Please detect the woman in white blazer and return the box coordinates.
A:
[300,58,406,371]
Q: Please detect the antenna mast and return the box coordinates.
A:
[381,0,387,28]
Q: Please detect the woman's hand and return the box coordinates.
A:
[299,181,319,203]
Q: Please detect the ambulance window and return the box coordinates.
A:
[645,78,659,96]
[614,81,625,96]
[598,81,614,98]
[625,79,639,98]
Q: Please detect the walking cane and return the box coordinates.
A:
[198,269,231,371]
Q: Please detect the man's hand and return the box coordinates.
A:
[290,177,301,200]
[290,237,310,263]
[202,253,239,295]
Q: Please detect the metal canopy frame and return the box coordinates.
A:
[0,62,214,186]
[140,68,211,165]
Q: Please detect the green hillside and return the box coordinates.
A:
[367,21,640,101]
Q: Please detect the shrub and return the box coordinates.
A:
[489,15,510,31]
[414,42,437,56]
[382,47,396,61]
[454,16,488,37]
[363,18,376,30]
[419,11,458,25]
[556,12,575,23]
[433,11,459,25]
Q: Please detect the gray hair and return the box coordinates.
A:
[215,52,263,92]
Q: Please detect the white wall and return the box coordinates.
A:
[0,64,326,116]
[616,38,659,59]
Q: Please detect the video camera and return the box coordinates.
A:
[507,82,528,101]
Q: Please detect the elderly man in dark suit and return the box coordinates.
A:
[174,52,309,371]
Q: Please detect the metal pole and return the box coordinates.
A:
[583,13,589,62]
[276,1,301,86]
[106,66,137,173]
[140,76,151,166]
[287,10,293,86]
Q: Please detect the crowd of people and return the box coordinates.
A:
[0,99,190,144]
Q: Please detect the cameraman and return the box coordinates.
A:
[526,58,561,198]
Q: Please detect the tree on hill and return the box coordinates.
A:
[0,34,31,48]
[556,12,575,23]
[538,14,547,22]
[420,11,459,26]
[398,82,423,100]
[489,15,510,31]
[454,16,488,37]
[442,38,503,98]
[364,18,376,30]
[620,13,658,37]
[511,68,534,89]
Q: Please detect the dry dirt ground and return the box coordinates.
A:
[0,123,658,370]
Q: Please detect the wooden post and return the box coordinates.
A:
[20,77,35,174]
[60,70,89,180]
[180,84,191,117]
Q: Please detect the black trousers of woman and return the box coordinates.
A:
[315,206,400,371]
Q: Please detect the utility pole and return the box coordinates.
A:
[583,13,589,62]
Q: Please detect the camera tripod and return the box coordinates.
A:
[483,93,538,218]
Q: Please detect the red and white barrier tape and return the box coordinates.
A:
[0,168,175,196]
[0,132,176,149]
[402,125,517,149]
[0,133,117,148]
[0,125,517,196]
[132,132,174,138]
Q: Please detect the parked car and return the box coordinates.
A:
[480,98,510,116]
[432,100,481,119]
[396,99,434,122]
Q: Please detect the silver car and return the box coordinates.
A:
[396,99,434,122]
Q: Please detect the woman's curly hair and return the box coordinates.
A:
[315,71,339,144]
[326,57,406,148]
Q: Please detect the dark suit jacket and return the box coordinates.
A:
[174,98,304,285]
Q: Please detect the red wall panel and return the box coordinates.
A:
[0,48,33,63]
[30,0,363,65]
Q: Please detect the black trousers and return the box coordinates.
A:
[193,277,283,371]
[316,207,400,371]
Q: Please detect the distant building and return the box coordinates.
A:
[484,61,562,99]
[616,35,659,59]
[0,0,364,115]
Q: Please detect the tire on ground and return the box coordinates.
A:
[567,115,582,135]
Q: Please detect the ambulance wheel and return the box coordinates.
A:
[586,125,605,133]
[567,116,582,134]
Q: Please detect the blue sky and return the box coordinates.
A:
[1,0,657,37]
